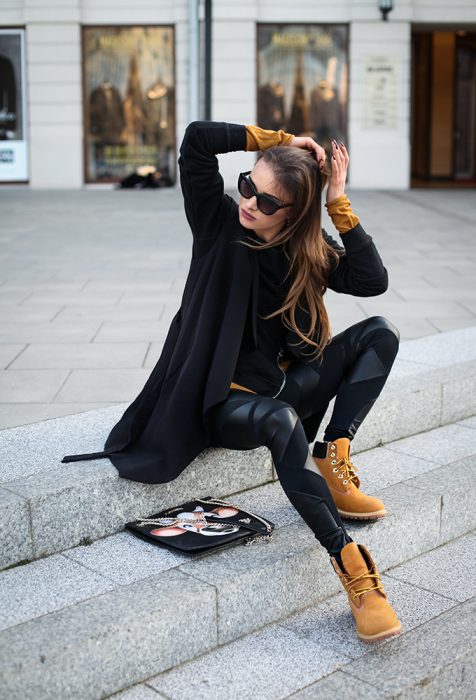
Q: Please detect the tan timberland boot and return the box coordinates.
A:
[312,437,386,520]
[331,542,402,643]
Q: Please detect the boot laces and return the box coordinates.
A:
[336,457,359,486]
[343,568,384,601]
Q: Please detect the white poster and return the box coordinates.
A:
[0,28,28,181]
[363,55,399,130]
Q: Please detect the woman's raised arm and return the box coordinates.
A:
[178,121,299,255]
[178,120,246,249]
[322,139,388,296]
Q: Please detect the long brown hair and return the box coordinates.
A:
[238,146,343,362]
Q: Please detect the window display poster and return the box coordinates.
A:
[257,24,348,153]
[83,26,175,183]
[363,55,399,130]
[0,29,28,182]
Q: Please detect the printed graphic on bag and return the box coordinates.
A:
[143,505,242,538]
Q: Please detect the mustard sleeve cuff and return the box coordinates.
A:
[325,193,360,234]
[245,124,295,151]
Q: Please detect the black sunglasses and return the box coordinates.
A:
[238,171,293,216]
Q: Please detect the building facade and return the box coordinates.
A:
[0,1,475,190]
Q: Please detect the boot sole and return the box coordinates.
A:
[358,622,402,643]
[337,508,387,520]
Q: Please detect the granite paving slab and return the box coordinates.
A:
[64,531,192,587]
[0,487,32,570]
[0,401,120,430]
[0,320,102,343]
[147,622,343,700]
[9,342,149,369]
[129,536,474,700]
[0,570,216,700]
[457,415,476,429]
[405,457,476,544]
[335,597,476,698]
[109,687,166,700]
[279,573,456,662]
[0,368,71,403]
[385,531,476,602]
[287,671,378,699]
[0,553,115,631]
[0,403,126,483]
[383,421,476,465]
[395,325,476,367]
[350,445,440,492]
[0,344,26,368]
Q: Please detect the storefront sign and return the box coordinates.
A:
[0,29,28,182]
[363,56,399,130]
[83,26,175,184]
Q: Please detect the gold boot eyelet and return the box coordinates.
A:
[331,459,337,464]
[332,467,339,473]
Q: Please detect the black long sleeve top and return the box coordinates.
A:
[231,218,389,398]
[232,231,291,396]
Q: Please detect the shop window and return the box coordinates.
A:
[0,28,28,182]
[257,24,348,153]
[83,26,176,185]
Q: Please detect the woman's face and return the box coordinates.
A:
[238,160,291,242]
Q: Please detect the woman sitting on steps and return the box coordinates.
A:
[62,120,402,643]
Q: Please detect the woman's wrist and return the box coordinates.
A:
[245,124,294,151]
[325,193,360,234]
[326,192,348,207]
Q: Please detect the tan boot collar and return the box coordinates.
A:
[339,542,386,603]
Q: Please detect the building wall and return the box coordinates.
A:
[0,0,475,189]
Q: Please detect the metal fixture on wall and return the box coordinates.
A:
[204,0,212,119]
[188,0,212,122]
[188,0,200,122]
[379,0,394,21]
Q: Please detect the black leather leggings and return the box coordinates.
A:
[208,316,400,558]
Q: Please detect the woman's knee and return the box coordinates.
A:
[364,315,400,340]
[361,316,400,353]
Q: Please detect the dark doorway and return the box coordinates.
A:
[411,28,476,187]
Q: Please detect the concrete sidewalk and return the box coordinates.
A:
[0,186,475,430]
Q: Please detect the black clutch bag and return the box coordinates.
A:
[125,495,275,554]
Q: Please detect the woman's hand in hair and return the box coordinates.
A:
[286,136,327,171]
[326,139,349,202]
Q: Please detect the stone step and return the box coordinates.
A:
[1,325,476,572]
[0,425,475,699]
[107,533,476,700]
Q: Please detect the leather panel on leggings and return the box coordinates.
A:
[209,395,352,556]
[278,315,400,441]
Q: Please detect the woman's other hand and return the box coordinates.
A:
[287,136,327,172]
[326,139,349,202]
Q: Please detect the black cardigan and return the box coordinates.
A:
[61,121,388,484]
